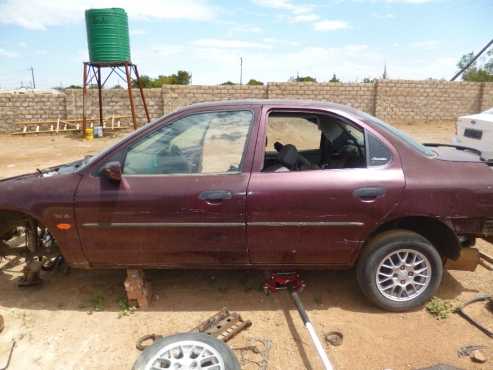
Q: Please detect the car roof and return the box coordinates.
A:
[181,99,359,114]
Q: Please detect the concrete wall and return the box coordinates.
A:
[1,80,492,132]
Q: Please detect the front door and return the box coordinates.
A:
[246,108,405,266]
[75,109,257,267]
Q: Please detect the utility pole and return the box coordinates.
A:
[240,57,243,85]
[29,66,36,89]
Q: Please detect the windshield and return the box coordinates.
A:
[357,111,435,157]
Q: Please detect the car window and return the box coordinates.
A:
[358,111,434,158]
[263,112,366,172]
[267,115,320,151]
[367,133,392,166]
[123,110,253,175]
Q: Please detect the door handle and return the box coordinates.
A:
[199,190,233,203]
[353,187,385,201]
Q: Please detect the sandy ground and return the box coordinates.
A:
[1,120,493,370]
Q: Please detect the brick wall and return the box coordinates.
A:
[0,80,492,132]
[375,80,483,124]
[268,82,375,113]
[0,91,66,132]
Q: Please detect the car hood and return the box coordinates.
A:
[0,157,89,183]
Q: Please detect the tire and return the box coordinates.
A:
[356,229,443,312]
[132,332,241,370]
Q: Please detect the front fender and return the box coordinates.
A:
[0,173,89,268]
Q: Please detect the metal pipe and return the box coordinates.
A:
[97,66,103,127]
[82,63,88,135]
[289,289,334,370]
[133,64,151,123]
[450,38,493,81]
[124,63,138,130]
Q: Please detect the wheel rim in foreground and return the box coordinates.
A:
[376,248,432,302]
[144,339,225,370]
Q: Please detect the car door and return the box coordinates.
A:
[75,107,258,267]
[246,106,405,266]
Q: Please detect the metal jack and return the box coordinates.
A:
[264,272,335,370]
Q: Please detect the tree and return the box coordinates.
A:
[456,50,493,82]
[220,81,235,85]
[292,75,317,83]
[362,77,376,83]
[247,79,263,85]
[133,71,192,88]
[329,74,340,83]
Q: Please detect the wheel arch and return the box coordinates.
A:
[0,208,45,238]
[365,216,461,260]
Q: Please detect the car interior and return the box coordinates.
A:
[263,112,366,172]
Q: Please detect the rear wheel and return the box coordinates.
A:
[357,230,443,312]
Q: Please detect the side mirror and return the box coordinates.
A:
[102,161,122,183]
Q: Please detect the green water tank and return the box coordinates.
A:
[85,8,131,63]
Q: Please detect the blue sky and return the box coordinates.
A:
[0,0,491,89]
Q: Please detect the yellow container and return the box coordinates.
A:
[85,127,94,140]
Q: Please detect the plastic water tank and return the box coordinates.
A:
[85,8,131,63]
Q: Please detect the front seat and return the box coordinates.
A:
[264,144,312,172]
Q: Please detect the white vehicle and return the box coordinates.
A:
[453,108,493,160]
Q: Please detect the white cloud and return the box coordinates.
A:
[411,40,439,50]
[0,0,216,30]
[252,0,313,14]
[313,20,349,31]
[385,0,432,3]
[289,14,320,23]
[192,38,272,50]
[0,48,18,58]
[371,12,394,19]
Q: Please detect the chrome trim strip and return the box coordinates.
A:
[82,221,364,228]
[82,222,244,228]
[248,221,364,227]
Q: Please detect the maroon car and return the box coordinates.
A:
[1,99,493,311]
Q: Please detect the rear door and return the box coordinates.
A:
[246,107,405,266]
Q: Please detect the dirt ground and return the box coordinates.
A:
[1,120,493,370]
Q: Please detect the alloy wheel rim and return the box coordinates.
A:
[376,248,432,302]
[144,340,225,370]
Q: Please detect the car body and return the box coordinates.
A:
[453,107,493,160]
[1,99,493,311]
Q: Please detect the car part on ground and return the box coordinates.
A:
[357,229,443,312]
[457,344,488,364]
[136,308,252,351]
[190,308,252,342]
[132,332,241,370]
[0,340,15,370]
[324,331,343,347]
[231,337,272,370]
[456,295,493,338]
[264,272,335,370]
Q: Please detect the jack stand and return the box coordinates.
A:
[124,269,152,309]
[264,272,335,370]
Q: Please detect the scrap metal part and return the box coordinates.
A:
[191,307,252,342]
[136,308,252,351]
[456,294,493,338]
[232,337,272,370]
[0,340,15,370]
